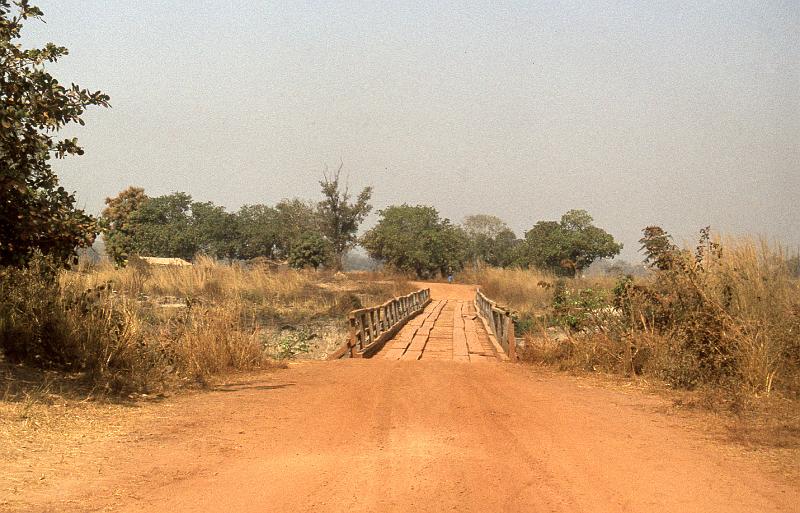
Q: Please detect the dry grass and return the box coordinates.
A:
[476,238,800,448]
[1,257,414,395]
[469,266,618,314]
[470,267,553,314]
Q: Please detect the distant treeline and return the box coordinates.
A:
[101,167,372,271]
[100,177,628,279]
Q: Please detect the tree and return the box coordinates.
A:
[287,232,331,270]
[191,201,240,259]
[274,198,321,258]
[639,226,677,270]
[127,192,197,260]
[0,2,110,266]
[462,214,518,268]
[361,204,469,279]
[517,209,622,277]
[236,204,280,260]
[100,186,148,265]
[489,228,519,268]
[317,163,372,270]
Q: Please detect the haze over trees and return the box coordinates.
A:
[317,164,373,270]
[361,205,469,279]
[515,209,623,277]
[99,169,370,270]
[462,214,518,269]
[0,2,109,266]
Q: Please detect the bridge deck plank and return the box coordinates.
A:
[377,297,500,363]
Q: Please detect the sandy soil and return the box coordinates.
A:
[2,284,797,512]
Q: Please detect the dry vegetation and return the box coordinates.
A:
[474,237,800,448]
[0,257,414,499]
[0,256,413,395]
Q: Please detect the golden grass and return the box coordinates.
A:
[470,267,554,314]
[501,237,799,404]
[470,266,617,317]
[2,257,414,395]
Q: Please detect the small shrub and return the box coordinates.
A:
[274,329,312,359]
[514,233,800,403]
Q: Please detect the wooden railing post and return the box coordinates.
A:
[507,315,516,360]
[348,314,357,357]
[331,288,434,359]
[359,312,368,351]
[368,309,376,343]
[475,288,517,360]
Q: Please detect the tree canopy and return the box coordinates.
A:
[361,204,468,279]
[288,232,331,270]
[100,186,148,265]
[100,188,330,264]
[462,214,518,268]
[317,164,372,270]
[126,192,197,261]
[517,209,622,276]
[0,2,109,266]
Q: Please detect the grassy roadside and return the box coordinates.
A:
[472,237,800,451]
[0,259,414,481]
[1,257,413,393]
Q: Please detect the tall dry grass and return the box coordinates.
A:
[472,267,553,314]
[1,256,413,394]
[499,237,800,404]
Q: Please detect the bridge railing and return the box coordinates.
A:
[475,288,517,360]
[329,288,432,359]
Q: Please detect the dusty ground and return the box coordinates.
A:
[2,361,797,513]
[1,283,797,512]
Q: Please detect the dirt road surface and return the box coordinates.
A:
[3,284,797,512]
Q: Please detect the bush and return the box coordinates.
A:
[1,256,414,394]
[516,234,800,401]
[0,255,272,393]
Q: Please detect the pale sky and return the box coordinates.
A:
[24,1,799,260]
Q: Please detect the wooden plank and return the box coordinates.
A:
[464,315,482,354]
[452,301,469,358]
[400,300,446,360]
[402,350,422,360]
[357,298,435,358]
[375,299,440,359]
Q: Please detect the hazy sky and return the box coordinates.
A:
[24,1,799,260]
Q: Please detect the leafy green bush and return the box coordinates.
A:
[275,329,312,359]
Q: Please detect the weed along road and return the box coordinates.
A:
[7,286,797,512]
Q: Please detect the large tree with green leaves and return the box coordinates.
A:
[0,1,109,266]
[191,200,240,260]
[126,192,197,260]
[361,204,469,279]
[236,200,321,261]
[236,204,280,260]
[517,209,622,277]
[100,186,148,265]
[462,214,518,268]
[274,198,321,258]
[317,164,372,270]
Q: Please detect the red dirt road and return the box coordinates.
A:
[3,284,797,512]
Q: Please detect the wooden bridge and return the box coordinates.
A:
[330,284,517,362]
